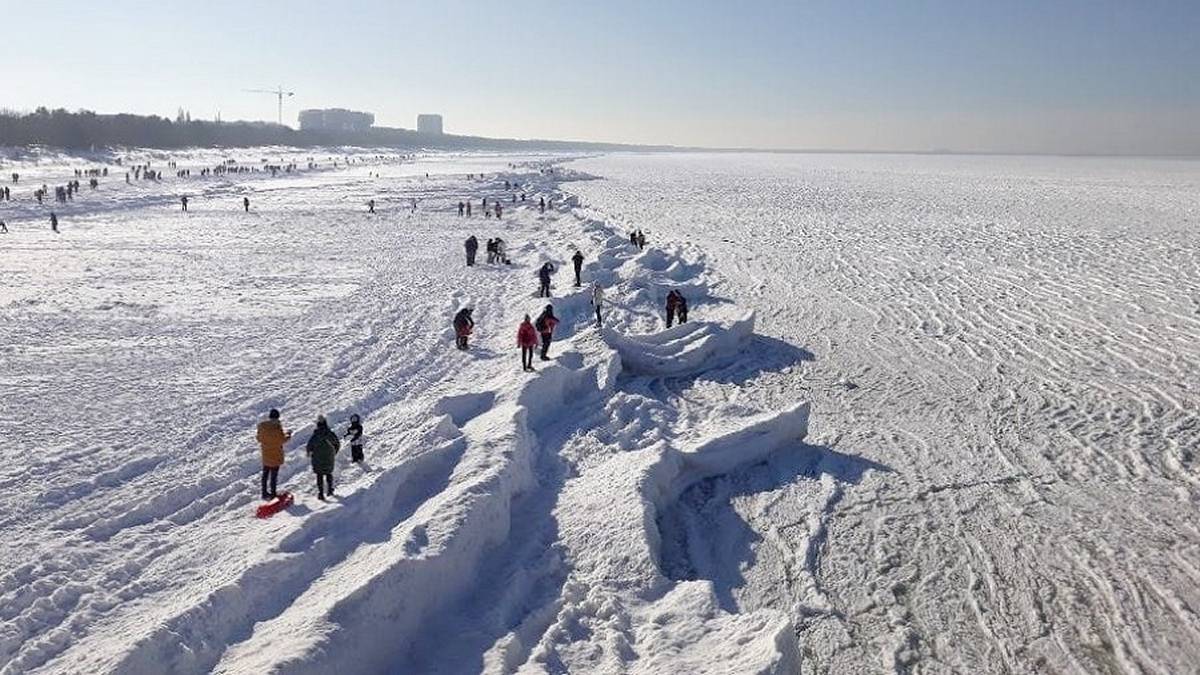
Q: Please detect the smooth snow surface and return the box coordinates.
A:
[1,148,1197,674]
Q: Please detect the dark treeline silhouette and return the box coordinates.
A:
[0,107,681,153]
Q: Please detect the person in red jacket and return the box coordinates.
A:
[534,305,559,360]
[454,307,474,350]
[517,315,538,371]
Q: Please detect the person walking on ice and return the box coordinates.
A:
[344,414,364,464]
[50,213,58,233]
[571,249,584,286]
[181,195,188,212]
[368,199,375,214]
[243,196,250,212]
[537,262,556,298]
[453,307,475,350]
[306,415,340,501]
[464,235,479,266]
[591,282,604,327]
[517,314,538,371]
[666,289,688,327]
[535,304,559,361]
[256,408,292,500]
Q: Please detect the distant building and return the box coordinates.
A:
[298,108,375,132]
[417,114,444,135]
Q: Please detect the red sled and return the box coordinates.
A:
[256,491,294,519]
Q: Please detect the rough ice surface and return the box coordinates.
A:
[1,148,1197,674]
[568,152,1200,674]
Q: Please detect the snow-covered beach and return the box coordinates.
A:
[1,150,1198,674]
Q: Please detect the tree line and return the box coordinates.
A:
[0,108,679,153]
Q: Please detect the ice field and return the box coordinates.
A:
[0,149,1198,674]
[567,153,1200,673]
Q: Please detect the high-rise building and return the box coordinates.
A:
[298,108,375,132]
[417,114,444,135]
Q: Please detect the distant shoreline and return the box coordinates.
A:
[1,109,1196,160]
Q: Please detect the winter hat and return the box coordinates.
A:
[269,408,280,419]
[315,414,327,426]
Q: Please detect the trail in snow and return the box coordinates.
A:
[1,150,834,674]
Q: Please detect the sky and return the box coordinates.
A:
[4,0,1199,154]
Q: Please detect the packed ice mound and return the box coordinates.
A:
[207,339,624,675]
[514,403,811,674]
[602,311,755,377]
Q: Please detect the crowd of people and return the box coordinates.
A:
[5,157,693,504]
[456,204,688,375]
[0,153,417,232]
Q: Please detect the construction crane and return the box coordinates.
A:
[243,86,295,125]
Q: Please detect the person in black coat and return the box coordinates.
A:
[344,414,364,463]
[465,235,479,266]
[453,307,475,350]
[571,250,584,286]
[537,262,556,298]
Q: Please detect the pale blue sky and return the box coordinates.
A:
[5,0,1199,154]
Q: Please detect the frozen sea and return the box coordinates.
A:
[567,152,1200,673]
[0,149,1197,674]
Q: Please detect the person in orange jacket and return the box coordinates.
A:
[256,408,292,499]
[517,314,538,371]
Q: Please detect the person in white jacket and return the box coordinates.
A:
[591,282,605,327]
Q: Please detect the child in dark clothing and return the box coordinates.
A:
[344,414,364,463]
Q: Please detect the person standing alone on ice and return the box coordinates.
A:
[535,304,559,360]
[307,415,340,501]
[243,196,250,212]
[591,282,604,327]
[465,235,479,266]
[256,409,292,500]
[537,262,556,298]
[572,249,584,286]
[181,195,188,212]
[666,289,687,327]
[517,314,538,371]
[454,307,475,350]
[344,414,364,464]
